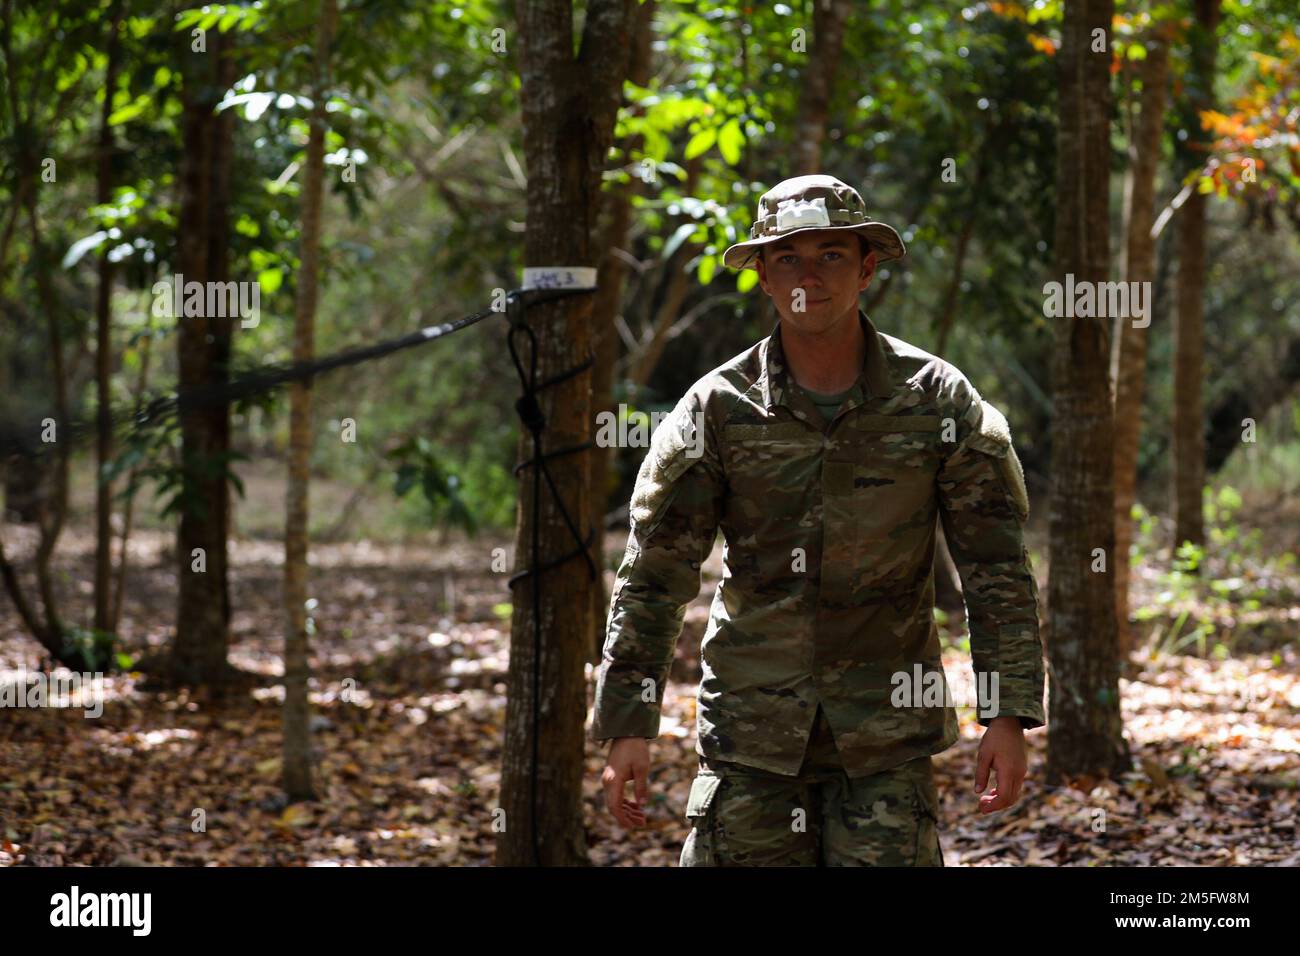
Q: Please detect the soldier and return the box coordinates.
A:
[592,174,1045,866]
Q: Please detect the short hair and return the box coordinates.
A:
[759,234,873,265]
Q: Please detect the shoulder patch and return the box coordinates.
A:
[965,400,1029,521]
[967,400,1011,455]
[628,404,705,532]
[1001,445,1030,521]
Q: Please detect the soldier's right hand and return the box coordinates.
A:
[601,737,650,829]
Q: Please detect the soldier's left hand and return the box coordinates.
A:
[974,717,1027,814]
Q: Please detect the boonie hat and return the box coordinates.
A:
[723,174,906,271]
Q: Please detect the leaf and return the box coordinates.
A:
[62,231,110,269]
[279,804,313,827]
[217,91,274,120]
[736,268,759,292]
[107,95,150,127]
[393,464,418,498]
[257,268,283,295]
[1028,34,1057,56]
[696,253,717,285]
[662,222,699,261]
[684,127,716,160]
[717,119,743,165]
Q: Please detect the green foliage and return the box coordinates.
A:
[59,626,121,673]
[1133,486,1295,659]
[4,0,1298,556]
[104,411,249,522]
[387,435,478,537]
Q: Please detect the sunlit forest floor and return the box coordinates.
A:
[1,487,1296,866]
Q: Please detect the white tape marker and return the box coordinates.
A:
[522,267,598,291]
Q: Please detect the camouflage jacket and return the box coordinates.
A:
[591,309,1045,778]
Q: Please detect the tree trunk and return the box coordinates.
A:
[588,0,657,665]
[1205,335,1300,472]
[928,131,1000,629]
[283,0,336,804]
[792,0,852,174]
[627,155,702,396]
[1112,20,1170,658]
[1171,0,1221,553]
[500,0,634,867]
[170,28,236,690]
[94,1,123,634]
[112,300,156,634]
[24,174,76,664]
[0,35,80,666]
[932,213,977,359]
[2,453,42,523]
[1045,0,1131,783]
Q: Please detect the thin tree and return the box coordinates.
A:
[1112,16,1172,656]
[94,0,124,634]
[283,0,337,803]
[0,0,86,668]
[588,0,657,662]
[500,0,636,866]
[791,0,852,174]
[169,25,237,689]
[1046,0,1131,782]
[1171,0,1222,553]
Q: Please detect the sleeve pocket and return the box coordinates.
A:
[629,433,702,535]
[964,400,1029,522]
[685,770,722,819]
[680,771,723,867]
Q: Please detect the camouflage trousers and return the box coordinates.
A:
[679,704,945,866]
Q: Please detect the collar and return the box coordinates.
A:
[760,308,894,413]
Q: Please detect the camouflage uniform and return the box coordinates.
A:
[591,305,1044,865]
[679,381,945,866]
[679,703,945,866]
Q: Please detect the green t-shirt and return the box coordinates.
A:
[802,383,856,422]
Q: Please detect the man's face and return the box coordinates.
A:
[755,229,877,334]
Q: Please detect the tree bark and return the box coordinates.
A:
[0,13,79,665]
[24,173,74,663]
[94,0,123,634]
[588,0,657,664]
[112,299,156,634]
[1045,0,1131,783]
[628,157,703,395]
[792,0,852,174]
[283,0,336,804]
[1171,0,1221,553]
[500,0,635,867]
[1112,19,1171,658]
[170,27,236,690]
[932,213,977,359]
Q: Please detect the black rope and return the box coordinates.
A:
[4,284,600,869]
[502,287,598,869]
[0,288,589,457]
